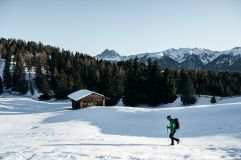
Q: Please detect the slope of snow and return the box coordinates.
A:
[161,48,220,64]
[125,48,220,64]
[223,47,241,56]
[131,52,163,59]
[1,95,241,160]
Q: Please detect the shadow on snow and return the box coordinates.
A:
[42,105,241,138]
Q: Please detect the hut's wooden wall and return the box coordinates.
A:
[81,93,105,107]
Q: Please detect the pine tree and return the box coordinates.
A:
[35,61,52,99]
[50,67,59,95]
[12,54,28,94]
[97,62,107,94]
[72,69,83,92]
[145,59,163,106]
[123,58,145,106]
[0,76,3,93]
[39,77,52,100]
[3,55,12,89]
[67,75,74,93]
[164,70,177,103]
[35,62,43,92]
[29,81,34,95]
[99,65,113,98]
[24,52,33,95]
[55,69,68,99]
[179,71,196,105]
[108,65,124,105]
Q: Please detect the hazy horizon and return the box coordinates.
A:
[1,0,241,56]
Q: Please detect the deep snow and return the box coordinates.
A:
[0,95,241,160]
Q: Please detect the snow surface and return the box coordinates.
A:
[1,95,241,160]
[223,47,241,56]
[160,48,220,64]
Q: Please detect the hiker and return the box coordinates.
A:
[167,115,180,145]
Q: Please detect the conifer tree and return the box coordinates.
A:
[99,65,113,97]
[24,52,33,95]
[55,69,68,99]
[0,76,3,93]
[35,62,52,99]
[108,65,124,105]
[72,69,83,92]
[3,55,12,89]
[179,71,196,105]
[67,75,74,93]
[98,64,123,105]
[12,54,28,94]
[29,81,34,95]
[123,58,145,106]
[145,59,163,105]
[164,70,177,103]
[40,77,52,100]
[35,62,43,92]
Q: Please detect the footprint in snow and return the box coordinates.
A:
[30,126,39,129]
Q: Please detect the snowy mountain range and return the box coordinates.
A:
[95,47,241,71]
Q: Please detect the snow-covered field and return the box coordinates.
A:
[1,94,241,160]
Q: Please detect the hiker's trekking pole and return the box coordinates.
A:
[167,126,169,144]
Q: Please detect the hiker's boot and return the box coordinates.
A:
[177,139,180,144]
[170,143,174,145]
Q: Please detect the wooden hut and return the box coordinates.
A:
[68,89,109,109]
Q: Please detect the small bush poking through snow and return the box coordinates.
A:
[211,96,216,103]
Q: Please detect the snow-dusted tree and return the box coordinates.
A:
[24,52,33,95]
[35,61,52,100]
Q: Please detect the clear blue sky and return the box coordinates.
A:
[0,0,241,56]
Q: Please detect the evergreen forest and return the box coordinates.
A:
[1,38,241,106]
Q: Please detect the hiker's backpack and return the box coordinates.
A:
[174,118,180,130]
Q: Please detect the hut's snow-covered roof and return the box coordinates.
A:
[68,89,104,101]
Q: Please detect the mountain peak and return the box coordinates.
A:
[97,49,120,57]
[95,49,123,61]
